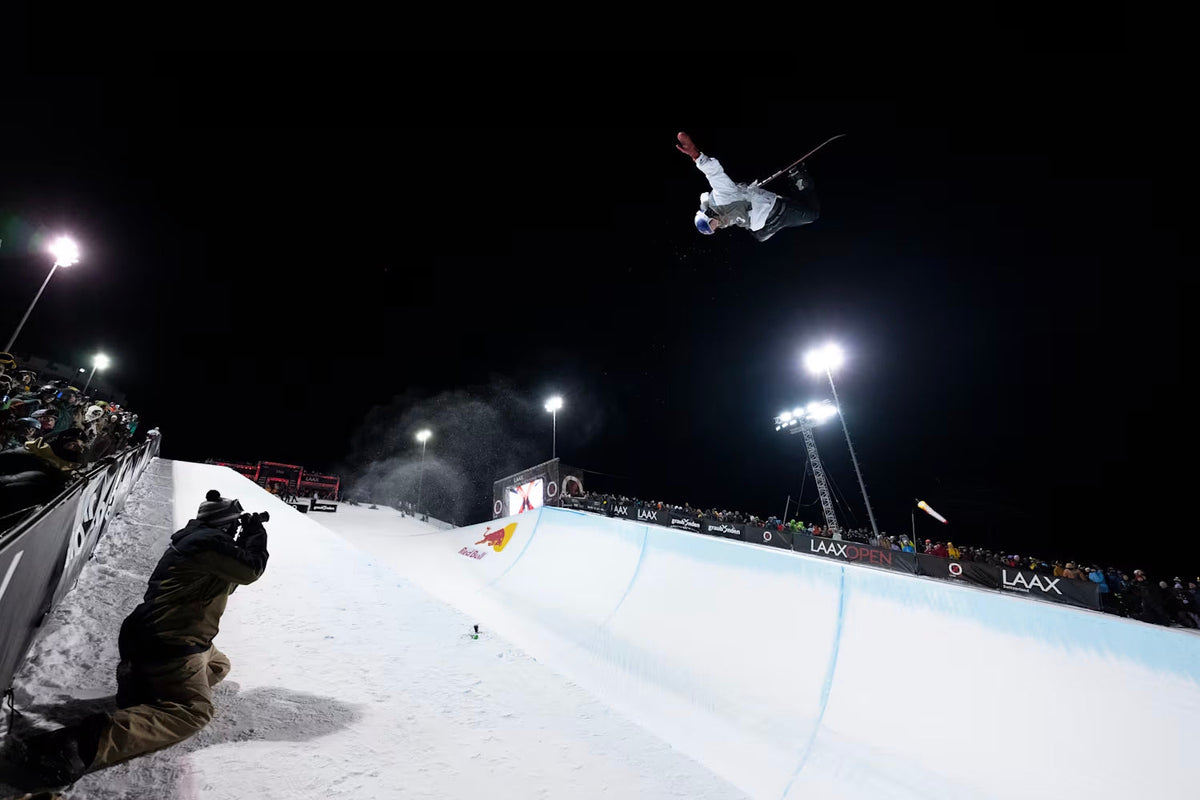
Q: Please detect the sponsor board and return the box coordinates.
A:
[745,525,792,549]
[459,522,519,560]
[700,519,744,539]
[913,554,1099,609]
[309,500,338,513]
[669,516,702,533]
[1000,569,1062,596]
[799,534,919,574]
[612,504,668,526]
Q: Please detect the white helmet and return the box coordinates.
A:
[84,405,105,423]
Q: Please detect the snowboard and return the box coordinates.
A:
[756,134,847,187]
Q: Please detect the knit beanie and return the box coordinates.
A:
[197,489,243,526]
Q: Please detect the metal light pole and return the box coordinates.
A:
[545,396,563,460]
[415,429,431,516]
[5,236,80,353]
[82,353,110,394]
[805,344,881,541]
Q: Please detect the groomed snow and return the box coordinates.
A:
[2,460,746,799]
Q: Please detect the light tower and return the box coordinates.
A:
[415,429,432,516]
[5,235,81,353]
[774,401,841,536]
[805,343,881,541]
[544,395,563,459]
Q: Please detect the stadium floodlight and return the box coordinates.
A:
[415,429,432,443]
[803,341,879,541]
[545,395,563,459]
[49,236,80,267]
[82,352,111,394]
[804,342,844,375]
[772,400,842,538]
[5,234,82,353]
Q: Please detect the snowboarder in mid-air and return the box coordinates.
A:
[676,131,822,242]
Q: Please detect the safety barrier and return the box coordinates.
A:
[0,435,161,691]
[561,496,1101,610]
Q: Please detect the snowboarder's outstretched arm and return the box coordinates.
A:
[677,132,742,202]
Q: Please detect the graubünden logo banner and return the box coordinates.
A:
[700,519,743,539]
[797,534,919,574]
[668,515,702,533]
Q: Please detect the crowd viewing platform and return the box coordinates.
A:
[561,491,1200,628]
[1,352,156,531]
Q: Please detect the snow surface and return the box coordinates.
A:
[2,460,746,799]
[325,504,1200,800]
[9,459,1200,799]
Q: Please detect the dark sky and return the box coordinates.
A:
[2,36,1194,575]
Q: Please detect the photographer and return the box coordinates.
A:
[12,490,270,789]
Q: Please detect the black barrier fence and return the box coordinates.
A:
[551,502,1102,611]
[744,525,792,549]
[913,554,1100,610]
[0,436,161,691]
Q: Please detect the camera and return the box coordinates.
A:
[239,511,270,525]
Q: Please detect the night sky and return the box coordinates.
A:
[2,40,1193,575]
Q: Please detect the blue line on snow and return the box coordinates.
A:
[778,564,847,800]
[600,524,651,626]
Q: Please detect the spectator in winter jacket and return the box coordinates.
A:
[0,430,87,524]
[1088,567,1109,594]
[1132,572,1170,625]
[1105,568,1126,593]
[901,538,916,553]
[11,489,270,788]
[0,416,40,451]
[931,542,949,558]
[946,542,961,560]
[1061,562,1084,580]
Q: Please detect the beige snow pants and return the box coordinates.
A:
[89,646,231,769]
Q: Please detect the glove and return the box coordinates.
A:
[675,132,700,160]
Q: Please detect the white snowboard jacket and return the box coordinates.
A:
[695,153,780,232]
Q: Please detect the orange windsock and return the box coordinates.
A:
[917,500,948,524]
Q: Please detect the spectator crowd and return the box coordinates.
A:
[1,352,154,530]
[567,490,1200,630]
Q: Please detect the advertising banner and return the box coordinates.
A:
[583,498,610,515]
[914,555,1100,610]
[700,519,743,539]
[744,525,793,549]
[667,514,702,534]
[797,534,919,574]
[0,493,85,691]
[309,499,338,513]
[611,503,668,526]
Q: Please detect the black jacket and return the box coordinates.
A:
[0,447,73,523]
[120,517,269,659]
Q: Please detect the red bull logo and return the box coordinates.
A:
[459,522,517,560]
